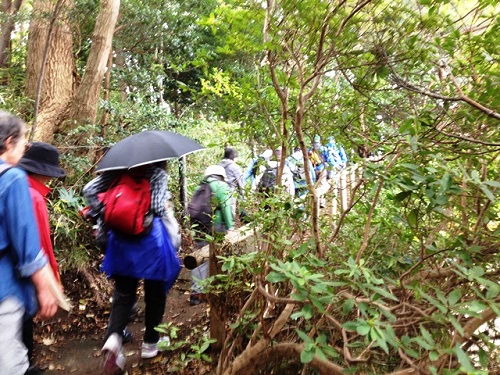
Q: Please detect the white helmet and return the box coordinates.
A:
[204,165,227,180]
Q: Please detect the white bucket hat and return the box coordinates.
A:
[204,165,227,180]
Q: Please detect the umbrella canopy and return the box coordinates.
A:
[95,130,204,173]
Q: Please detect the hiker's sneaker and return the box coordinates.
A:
[102,333,125,375]
[141,336,170,359]
[122,327,133,344]
[190,293,201,305]
[140,342,158,359]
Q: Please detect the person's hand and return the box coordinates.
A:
[36,287,58,319]
[31,266,59,319]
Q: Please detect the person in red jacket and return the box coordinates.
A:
[17,141,66,373]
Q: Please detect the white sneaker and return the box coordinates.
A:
[102,333,125,374]
[141,336,170,359]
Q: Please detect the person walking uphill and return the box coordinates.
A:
[218,147,244,217]
[188,165,234,305]
[83,162,181,375]
[0,111,58,375]
[17,142,66,373]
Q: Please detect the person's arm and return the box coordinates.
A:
[235,164,244,194]
[227,162,244,197]
[82,172,115,215]
[30,186,60,283]
[339,145,347,164]
[150,167,170,217]
[212,181,234,230]
[283,166,295,196]
[242,158,256,184]
[308,160,316,183]
[6,171,58,318]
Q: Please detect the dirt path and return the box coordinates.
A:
[34,268,210,374]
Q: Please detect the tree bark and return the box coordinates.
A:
[25,0,74,141]
[0,0,23,83]
[69,0,120,125]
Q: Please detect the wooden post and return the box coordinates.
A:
[209,242,226,351]
[183,245,209,270]
[330,173,339,217]
[207,225,260,350]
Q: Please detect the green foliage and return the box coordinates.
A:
[2,0,499,373]
[155,322,217,370]
[48,187,93,271]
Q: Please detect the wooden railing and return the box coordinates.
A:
[314,164,361,215]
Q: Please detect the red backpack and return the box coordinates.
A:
[98,172,153,236]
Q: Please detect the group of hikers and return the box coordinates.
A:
[0,108,348,375]
[187,138,348,305]
[242,134,348,205]
[0,111,180,375]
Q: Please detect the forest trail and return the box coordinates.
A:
[33,267,210,375]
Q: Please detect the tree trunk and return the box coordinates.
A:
[25,0,74,142]
[0,0,23,83]
[69,0,120,125]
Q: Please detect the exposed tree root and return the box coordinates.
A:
[233,342,345,375]
[78,267,110,309]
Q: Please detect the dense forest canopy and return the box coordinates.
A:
[1,0,499,373]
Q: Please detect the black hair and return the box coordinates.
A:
[223,147,238,160]
[0,111,25,154]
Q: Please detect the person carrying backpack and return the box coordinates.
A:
[218,147,244,217]
[253,159,295,197]
[188,165,234,305]
[286,147,316,199]
[83,161,181,374]
[324,136,347,179]
[242,149,273,186]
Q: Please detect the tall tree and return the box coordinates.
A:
[25,0,120,141]
[0,0,23,77]
[25,0,74,141]
[69,0,119,124]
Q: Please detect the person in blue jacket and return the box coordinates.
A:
[242,149,273,186]
[0,111,58,375]
[324,136,347,179]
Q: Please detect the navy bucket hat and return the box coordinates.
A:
[17,141,66,178]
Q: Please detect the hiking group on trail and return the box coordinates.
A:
[0,109,348,375]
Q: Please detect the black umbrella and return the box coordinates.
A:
[95,130,204,172]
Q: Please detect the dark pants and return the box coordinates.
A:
[106,275,166,344]
[22,314,34,364]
